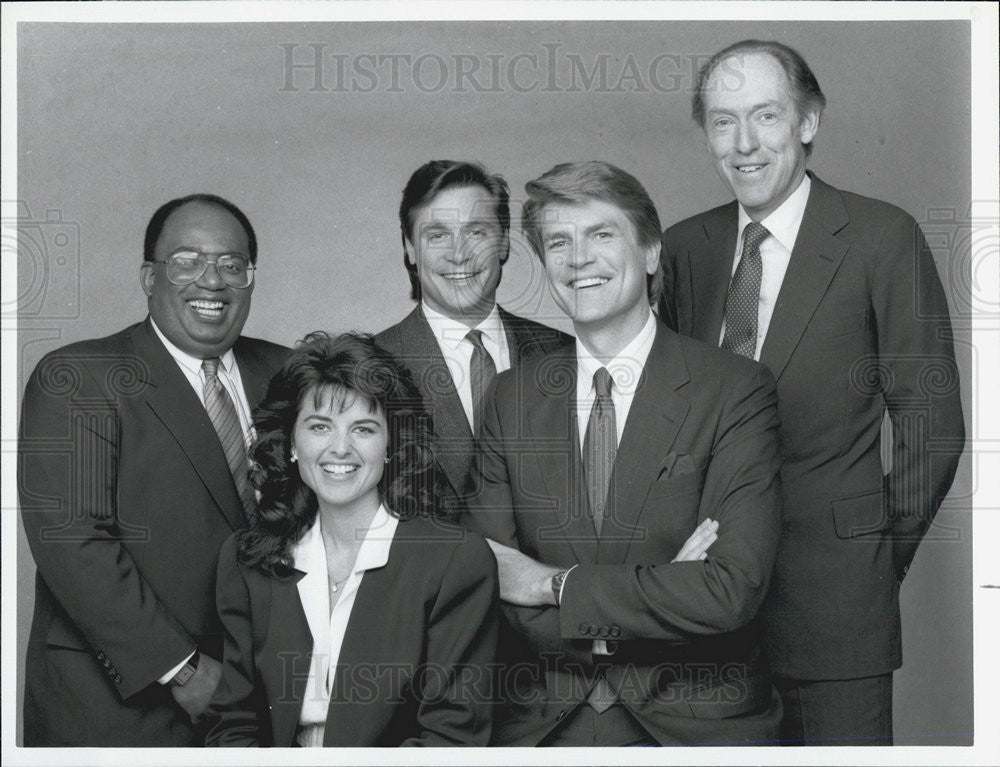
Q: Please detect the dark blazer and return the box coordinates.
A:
[375,305,572,513]
[18,318,288,746]
[658,173,965,680]
[205,516,499,747]
[464,321,783,745]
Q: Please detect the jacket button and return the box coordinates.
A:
[599,627,609,638]
[97,651,105,660]
[589,627,599,636]
[103,659,111,668]
[114,674,122,684]
[610,626,621,638]
[578,623,589,635]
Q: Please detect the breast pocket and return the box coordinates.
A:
[645,471,703,503]
[806,307,868,342]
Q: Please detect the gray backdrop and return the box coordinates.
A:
[14,20,974,746]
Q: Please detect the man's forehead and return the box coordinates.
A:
[539,197,627,223]
[705,50,790,96]
[417,188,498,221]
[157,201,248,247]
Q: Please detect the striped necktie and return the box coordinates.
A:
[201,357,255,516]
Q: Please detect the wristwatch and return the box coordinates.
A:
[170,651,200,687]
[551,569,569,606]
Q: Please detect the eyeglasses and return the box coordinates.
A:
[154,251,256,288]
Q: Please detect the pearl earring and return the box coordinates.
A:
[291,452,298,463]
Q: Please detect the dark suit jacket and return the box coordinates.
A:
[375,306,572,514]
[464,321,783,745]
[18,318,288,746]
[658,173,965,680]
[205,516,499,747]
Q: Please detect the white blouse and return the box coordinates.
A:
[290,504,399,746]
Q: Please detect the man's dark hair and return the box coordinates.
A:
[692,39,827,157]
[398,161,510,301]
[522,161,663,306]
[143,193,258,264]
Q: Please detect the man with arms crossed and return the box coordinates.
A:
[377,161,571,515]
[658,40,964,744]
[465,161,782,746]
[19,194,288,745]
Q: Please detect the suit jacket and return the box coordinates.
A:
[464,321,783,745]
[205,516,499,747]
[375,305,572,513]
[18,318,288,746]
[658,173,965,680]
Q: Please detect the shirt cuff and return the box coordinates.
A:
[593,639,611,655]
[158,651,196,685]
[558,564,579,604]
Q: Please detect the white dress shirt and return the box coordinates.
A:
[569,309,657,654]
[293,504,399,747]
[151,317,254,683]
[421,301,512,429]
[150,317,254,447]
[718,173,811,360]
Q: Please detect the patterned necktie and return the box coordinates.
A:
[582,367,616,538]
[201,357,255,516]
[721,221,770,358]
[466,329,497,433]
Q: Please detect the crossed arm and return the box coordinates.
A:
[466,363,781,648]
[486,519,720,607]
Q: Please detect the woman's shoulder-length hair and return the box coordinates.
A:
[237,331,441,574]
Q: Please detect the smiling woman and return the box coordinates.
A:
[204,332,499,747]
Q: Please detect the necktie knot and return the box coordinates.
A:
[742,221,770,253]
[201,357,221,379]
[593,367,613,398]
[465,328,487,352]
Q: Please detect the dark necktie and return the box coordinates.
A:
[721,221,770,358]
[202,357,255,516]
[582,367,616,538]
[466,329,497,433]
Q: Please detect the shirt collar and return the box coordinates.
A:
[737,172,811,253]
[290,504,398,576]
[421,301,503,352]
[576,309,656,397]
[150,316,236,377]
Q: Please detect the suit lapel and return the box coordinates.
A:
[136,319,245,531]
[527,347,598,565]
[599,325,690,564]
[760,175,851,380]
[689,202,738,343]
[500,306,530,366]
[233,338,275,410]
[268,568,312,747]
[399,308,473,498]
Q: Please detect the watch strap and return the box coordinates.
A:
[170,650,200,687]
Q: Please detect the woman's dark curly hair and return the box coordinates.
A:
[237,331,440,574]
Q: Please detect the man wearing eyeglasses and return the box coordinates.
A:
[19,193,288,746]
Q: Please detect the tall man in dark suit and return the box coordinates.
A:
[376,161,571,513]
[658,40,965,745]
[19,194,288,745]
[464,161,783,746]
